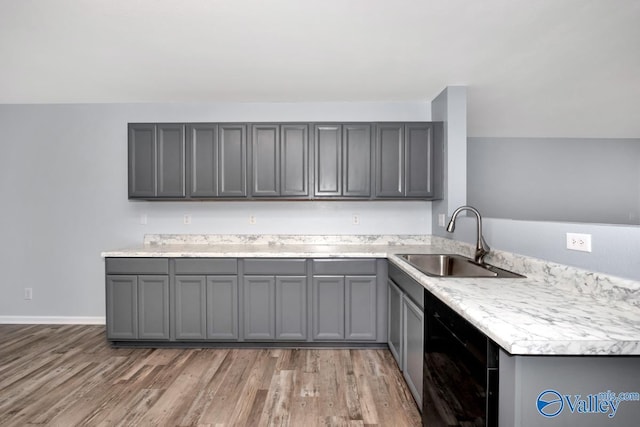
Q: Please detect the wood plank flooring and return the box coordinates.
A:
[0,325,421,426]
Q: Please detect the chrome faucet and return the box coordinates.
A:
[446,205,490,264]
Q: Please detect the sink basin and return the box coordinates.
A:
[397,254,524,278]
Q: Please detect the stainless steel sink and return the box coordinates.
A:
[397,254,524,278]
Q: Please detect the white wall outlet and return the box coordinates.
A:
[24,288,33,300]
[140,214,147,225]
[566,233,592,252]
[352,214,360,225]
[438,213,446,227]
[183,214,192,225]
[249,215,256,225]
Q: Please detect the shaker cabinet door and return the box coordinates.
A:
[243,276,276,340]
[275,276,307,340]
[156,124,185,197]
[312,276,345,340]
[106,275,138,339]
[218,124,247,197]
[174,276,207,340]
[342,124,372,197]
[187,124,218,197]
[375,124,404,197]
[207,276,239,340]
[138,275,170,340]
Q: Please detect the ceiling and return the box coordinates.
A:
[1,0,638,138]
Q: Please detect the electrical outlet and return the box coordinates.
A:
[566,233,592,252]
[438,213,446,227]
[249,215,256,225]
[24,288,33,300]
[352,214,360,225]
[183,214,191,225]
[140,214,147,225]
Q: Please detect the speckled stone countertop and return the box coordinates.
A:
[102,234,640,356]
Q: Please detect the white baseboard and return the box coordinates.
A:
[0,316,106,325]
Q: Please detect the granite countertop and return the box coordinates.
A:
[102,234,640,356]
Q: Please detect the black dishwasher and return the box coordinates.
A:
[423,289,499,427]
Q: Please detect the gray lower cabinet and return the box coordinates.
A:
[402,294,424,405]
[106,274,170,340]
[345,276,377,340]
[388,261,424,407]
[243,277,308,340]
[375,122,439,199]
[207,276,239,340]
[387,279,403,366]
[243,276,276,340]
[312,276,345,340]
[174,276,207,340]
[129,123,185,198]
[243,258,308,341]
[275,276,307,340]
[173,259,239,341]
[106,257,380,345]
[312,259,378,341]
[173,275,239,341]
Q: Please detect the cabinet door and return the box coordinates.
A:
[218,124,247,197]
[187,124,218,197]
[281,124,309,197]
[243,276,276,340]
[138,275,170,340]
[207,276,239,340]
[375,123,404,197]
[387,279,403,367]
[275,276,307,341]
[128,124,156,198]
[156,124,185,197]
[345,276,377,340]
[251,124,279,197]
[405,123,433,198]
[174,276,207,340]
[106,275,138,339]
[403,294,424,405]
[314,125,342,196]
[312,276,345,340]
[343,125,371,197]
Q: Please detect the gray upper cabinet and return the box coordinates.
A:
[375,122,440,199]
[218,124,247,197]
[313,124,372,198]
[129,123,185,198]
[129,121,440,200]
[187,124,218,197]
[250,124,309,197]
[187,124,247,198]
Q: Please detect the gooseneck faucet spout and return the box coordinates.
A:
[446,205,490,264]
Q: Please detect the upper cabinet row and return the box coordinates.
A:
[128,122,443,200]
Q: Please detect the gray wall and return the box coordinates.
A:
[0,102,432,320]
[431,86,467,237]
[468,137,640,224]
[451,136,640,280]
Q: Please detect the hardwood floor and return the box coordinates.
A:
[0,325,421,426]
